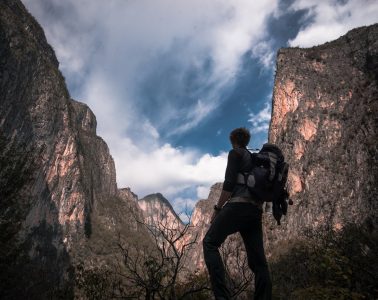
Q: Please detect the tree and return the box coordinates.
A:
[116,211,211,299]
[220,234,254,299]
[74,204,261,299]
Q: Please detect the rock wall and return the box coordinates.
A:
[0,1,147,297]
[267,24,378,248]
[139,193,184,228]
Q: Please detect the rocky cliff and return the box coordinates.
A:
[0,1,147,298]
[266,23,378,249]
[139,193,184,228]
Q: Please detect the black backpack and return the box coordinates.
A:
[238,143,291,225]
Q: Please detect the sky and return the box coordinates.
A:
[22,0,378,221]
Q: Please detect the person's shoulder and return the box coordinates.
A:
[229,147,248,157]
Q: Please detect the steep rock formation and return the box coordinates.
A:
[119,187,138,203]
[139,193,184,228]
[267,24,378,249]
[138,193,186,256]
[0,1,148,297]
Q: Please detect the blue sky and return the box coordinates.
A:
[22,0,378,221]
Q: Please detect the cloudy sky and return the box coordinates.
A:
[22,0,378,221]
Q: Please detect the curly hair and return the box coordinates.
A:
[229,127,251,147]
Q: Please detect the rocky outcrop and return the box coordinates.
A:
[0,1,148,297]
[138,193,185,254]
[139,193,184,228]
[267,24,378,249]
[119,187,138,202]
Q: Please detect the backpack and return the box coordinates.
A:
[237,143,291,225]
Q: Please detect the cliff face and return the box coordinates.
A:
[0,1,146,297]
[139,193,184,228]
[267,24,378,247]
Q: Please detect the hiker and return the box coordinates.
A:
[203,127,272,300]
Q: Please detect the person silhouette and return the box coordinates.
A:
[203,127,272,300]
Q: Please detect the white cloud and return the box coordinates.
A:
[250,41,275,68]
[23,0,279,136]
[248,102,272,134]
[111,140,228,199]
[168,99,218,136]
[288,0,378,47]
[21,0,278,207]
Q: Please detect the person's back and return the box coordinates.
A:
[203,127,272,300]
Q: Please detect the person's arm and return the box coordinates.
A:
[222,149,242,194]
[210,149,242,222]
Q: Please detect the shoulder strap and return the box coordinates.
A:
[236,148,253,185]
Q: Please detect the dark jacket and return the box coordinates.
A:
[223,147,256,198]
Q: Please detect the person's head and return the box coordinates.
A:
[229,127,251,148]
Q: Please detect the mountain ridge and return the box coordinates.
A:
[139,193,185,226]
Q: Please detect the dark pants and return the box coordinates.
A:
[203,202,272,300]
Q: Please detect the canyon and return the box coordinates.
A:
[0,0,377,298]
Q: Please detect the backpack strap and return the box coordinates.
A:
[236,173,245,184]
[236,148,254,185]
[236,172,256,187]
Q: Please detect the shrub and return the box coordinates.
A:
[270,221,378,299]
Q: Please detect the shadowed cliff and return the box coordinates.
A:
[0,1,149,298]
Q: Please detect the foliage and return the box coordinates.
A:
[270,221,378,299]
[175,271,212,300]
[75,262,126,300]
[75,212,211,299]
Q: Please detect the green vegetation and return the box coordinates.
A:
[75,216,377,299]
[270,221,378,299]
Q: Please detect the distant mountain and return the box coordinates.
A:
[139,193,184,228]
